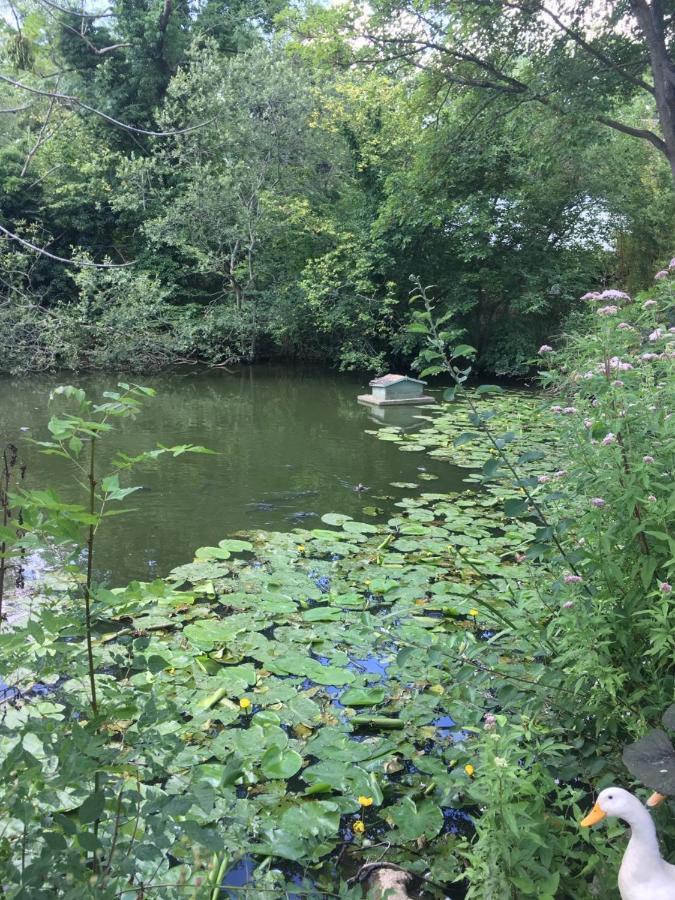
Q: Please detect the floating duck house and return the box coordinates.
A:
[358,374,435,407]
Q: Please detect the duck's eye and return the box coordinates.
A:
[608,795,613,800]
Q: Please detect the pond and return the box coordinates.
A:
[0,366,468,586]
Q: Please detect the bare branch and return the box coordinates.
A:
[0,225,136,268]
[0,103,32,113]
[0,74,215,137]
[37,0,114,18]
[21,87,59,177]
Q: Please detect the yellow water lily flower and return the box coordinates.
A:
[464,764,475,777]
[352,820,365,834]
[297,545,306,552]
[239,697,252,710]
[469,609,479,617]
[358,795,374,807]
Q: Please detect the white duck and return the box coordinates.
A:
[581,786,675,899]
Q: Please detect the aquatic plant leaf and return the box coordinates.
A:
[622,729,675,794]
[218,539,253,553]
[194,546,231,560]
[385,796,444,842]
[340,687,386,707]
[663,704,675,732]
[260,746,303,779]
[321,513,353,526]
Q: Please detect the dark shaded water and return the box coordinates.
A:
[0,366,468,585]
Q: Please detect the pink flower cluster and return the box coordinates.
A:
[607,357,633,371]
[649,328,664,342]
[643,299,657,309]
[601,433,616,445]
[484,713,497,731]
[643,455,654,463]
[597,305,618,316]
[581,289,631,303]
[659,582,672,594]
[539,344,553,354]
[564,574,583,584]
[591,497,606,508]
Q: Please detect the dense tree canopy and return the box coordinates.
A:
[0,0,674,373]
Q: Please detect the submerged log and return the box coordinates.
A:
[356,863,414,899]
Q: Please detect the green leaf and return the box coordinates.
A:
[321,513,353,526]
[452,344,477,359]
[261,746,303,780]
[341,687,387,707]
[218,539,253,553]
[79,792,105,824]
[503,499,529,518]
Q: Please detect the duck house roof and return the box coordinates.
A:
[369,374,426,387]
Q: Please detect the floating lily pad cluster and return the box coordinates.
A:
[0,390,562,897]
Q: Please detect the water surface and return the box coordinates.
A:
[0,366,467,585]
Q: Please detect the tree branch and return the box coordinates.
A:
[596,113,668,152]
[0,225,136,268]
[0,74,215,137]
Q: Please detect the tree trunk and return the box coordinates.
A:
[630,0,675,181]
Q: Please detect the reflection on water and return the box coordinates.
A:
[0,366,467,585]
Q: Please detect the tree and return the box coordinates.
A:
[312,0,675,183]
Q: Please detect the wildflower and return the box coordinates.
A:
[239,697,252,710]
[601,433,616,446]
[611,380,624,388]
[655,270,669,280]
[468,608,479,617]
[538,344,553,354]
[515,553,526,563]
[641,352,659,361]
[669,257,675,270]
[599,289,631,302]
[494,757,508,768]
[352,820,365,834]
[564,574,583,584]
[358,796,374,807]
[484,713,497,731]
[597,305,618,316]
[555,470,567,478]
[297,544,306,552]
[562,407,577,415]
[537,474,551,484]
[562,601,575,609]
[581,291,601,300]
[649,328,664,342]
[643,299,658,309]
[607,357,633,371]
[464,764,475,777]
[643,455,655,463]
[648,495,657,503]
[617,322,633,330]
[583,418,593,428]
[550,405,563,413]
[659,582,672,593]
[591,497,606,508]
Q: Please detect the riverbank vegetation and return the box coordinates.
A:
[0,268,673,897]
[1,1,675,374]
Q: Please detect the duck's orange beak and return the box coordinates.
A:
[580,801,606,827]
[646,792,667,808]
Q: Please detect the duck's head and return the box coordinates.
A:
[580,787,641,827]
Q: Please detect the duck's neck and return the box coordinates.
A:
[624,804,661,866]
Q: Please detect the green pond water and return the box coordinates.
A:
[0,366,468,585]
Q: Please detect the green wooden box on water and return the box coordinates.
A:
[358,374,436,407]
